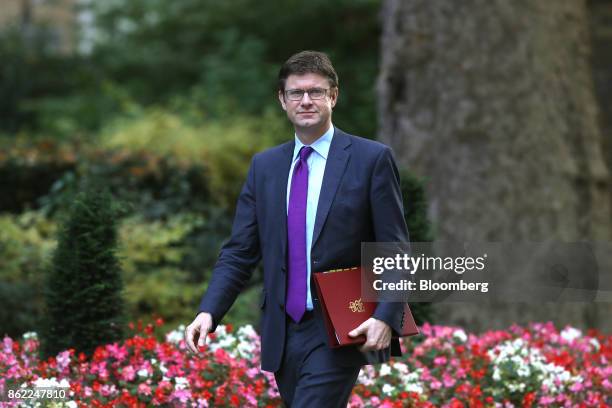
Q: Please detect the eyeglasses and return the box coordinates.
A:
[284,88,330,101]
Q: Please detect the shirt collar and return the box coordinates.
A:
[293,124,334,161]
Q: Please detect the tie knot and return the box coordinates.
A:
[299,146,314,161]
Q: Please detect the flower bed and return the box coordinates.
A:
[1,320,610,407]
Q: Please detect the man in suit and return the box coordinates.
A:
[185,50,409,407]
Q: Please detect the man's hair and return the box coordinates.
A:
[278,50,339,93]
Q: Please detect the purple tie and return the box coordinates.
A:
[286,146,314,322]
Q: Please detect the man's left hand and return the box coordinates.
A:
[348,318,391,352]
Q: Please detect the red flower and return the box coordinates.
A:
[522,391,536,408]
[449,398,465,408]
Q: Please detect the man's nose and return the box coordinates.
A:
[300,92,313,105]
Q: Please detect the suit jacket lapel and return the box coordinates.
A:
[311,128,351,248]
[277,140,295,260]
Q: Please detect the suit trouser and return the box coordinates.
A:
[274,311,361,408]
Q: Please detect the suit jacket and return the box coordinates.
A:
[198,127,409,372]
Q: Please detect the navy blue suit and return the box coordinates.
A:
[198,128,409,404]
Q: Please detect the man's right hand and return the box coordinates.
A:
[185,312,213,354]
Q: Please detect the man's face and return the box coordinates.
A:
[278,73,338,135]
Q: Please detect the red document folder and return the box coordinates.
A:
[313,266,420,348]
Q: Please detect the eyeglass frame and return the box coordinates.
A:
[283,87,334,101]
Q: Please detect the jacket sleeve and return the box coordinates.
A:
[198,155,262,331]
[369,147,410,334]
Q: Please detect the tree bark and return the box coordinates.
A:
[378,0,611,332]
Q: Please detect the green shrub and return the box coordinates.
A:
[0,282,40,338]
[41,184,125,358]
[0,211,56,336]
[99,107,289,210]
[400,168,435,325]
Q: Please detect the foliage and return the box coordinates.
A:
[0,25,127,136]
[2,322,610,407]
[0,283,40,342]
[117,213,260,329]
[0,136,78,213]
[0,211,56,282]
[41,184,126,358]
[118,213,206,328]
[0,207,257,338]
[401,169,434,244]
[2,0,382,138]
[0,211,56,337]
[98,106,289,209]
[400,169,435,326]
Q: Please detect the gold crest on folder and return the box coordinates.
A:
[348,298,365,313]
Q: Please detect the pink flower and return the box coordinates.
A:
[120,365,136,381]
[442,373,456,388]
[171,389,192,403]
[569,382,583,392]
[434,356,447,366]
[3,336,13,354]
[348,394,364,408]
[538,396,555,405]
[138,383,151,396]
[107,343,128,361]
[100,384,117,397]
[56,350,71,372]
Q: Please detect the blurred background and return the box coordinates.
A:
[0,0,610,342]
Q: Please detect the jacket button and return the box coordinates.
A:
[281,266,287,273]
[279,303,285,310]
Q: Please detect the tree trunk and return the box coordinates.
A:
[377,0,612,332]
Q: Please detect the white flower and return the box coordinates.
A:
[560,327,581,343]
[379,363,392,377]
[175,377,189,390]
[405,383,424,394]
[356,368,375,386]
[401,369,425,394]
[393,362,408,375]
[382,384,396,395]
[137,369,149,378]
[22,332,38,340]
[488,338,582,397]
[516,365,530,377]
[453,329,467,343]
[166,325,186,345]
[237,341,256,359]
[33,377,62,388]
[237,325,257,338]
[66,402,78,408]
[589,338,600,351]
[215,325,227,337]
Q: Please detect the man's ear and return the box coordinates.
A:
[330,87,338,108]
[278,91,287,111]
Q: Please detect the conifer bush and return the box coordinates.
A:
[400,169,435,325]
[41,183,125,358]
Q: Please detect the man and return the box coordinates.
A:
[185,51,408,407]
